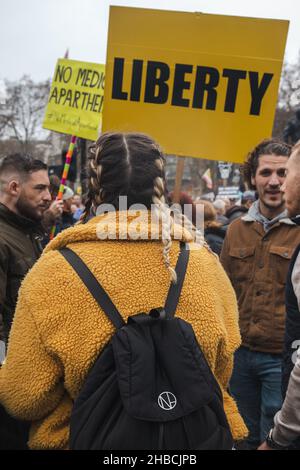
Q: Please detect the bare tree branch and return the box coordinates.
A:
[0,75,50,147]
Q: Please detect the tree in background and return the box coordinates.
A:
[273,53,300,139]
[0,75,50,154]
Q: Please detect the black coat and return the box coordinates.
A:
[282,227,300,449]
[0,203,41,449]
[0,203,44,341]
[226,205,248,224]
[282,243,300,395]
[204,225,227,256]
[283,216,300,396]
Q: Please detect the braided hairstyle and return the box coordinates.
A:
[81,132,199,282]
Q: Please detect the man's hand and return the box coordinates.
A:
[257,441,273,450]
[48,200,64,219]
[42,200,64,231]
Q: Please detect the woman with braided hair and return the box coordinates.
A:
[0,132,247,449]
[80,132,178,282]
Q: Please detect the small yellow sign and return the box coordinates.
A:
[103,7,289,163]
[43,59,105,140]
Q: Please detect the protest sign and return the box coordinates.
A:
[218,186,241,200]
[103,7,289,163]
[43,58,105,140]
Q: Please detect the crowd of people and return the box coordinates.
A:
[168,187,257,257]
[0,133,299,451]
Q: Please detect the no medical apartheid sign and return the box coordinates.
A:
[43,59,105,140]
[102,7,289,163]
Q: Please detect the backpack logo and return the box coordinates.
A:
[158,391,177,411]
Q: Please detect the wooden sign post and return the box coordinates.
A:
[172,157,185,203]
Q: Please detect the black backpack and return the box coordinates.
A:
[60,243,233,450]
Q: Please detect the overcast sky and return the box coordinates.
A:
[1,0,300,82]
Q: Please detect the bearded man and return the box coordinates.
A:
[0,153,51,449]
[0,153,51,344]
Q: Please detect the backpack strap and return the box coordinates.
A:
[59,247,125,329]
[164,242,190,317]
[59,241,189,328]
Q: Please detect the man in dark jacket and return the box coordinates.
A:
[0,153,51,450]
[0,154,51,343]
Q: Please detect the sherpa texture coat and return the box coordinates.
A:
[0,211,247,449]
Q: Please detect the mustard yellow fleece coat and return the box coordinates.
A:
[0,211,247,449]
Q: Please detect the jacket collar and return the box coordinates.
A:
[242,212,295,226]
[241,200,295,227]
[45,209,196,253]
[0,202,44,233]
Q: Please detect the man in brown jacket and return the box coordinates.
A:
[258,141,300,450]
[220,138,300,449]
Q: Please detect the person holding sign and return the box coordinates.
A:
[0,132,247,449]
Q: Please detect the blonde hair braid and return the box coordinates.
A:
[173,208,206,248]
[152,164,177,284]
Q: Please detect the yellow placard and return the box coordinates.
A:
[102,7,289,163]
[43,59,105,140]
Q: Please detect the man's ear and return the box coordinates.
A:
[7,179,21,197]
